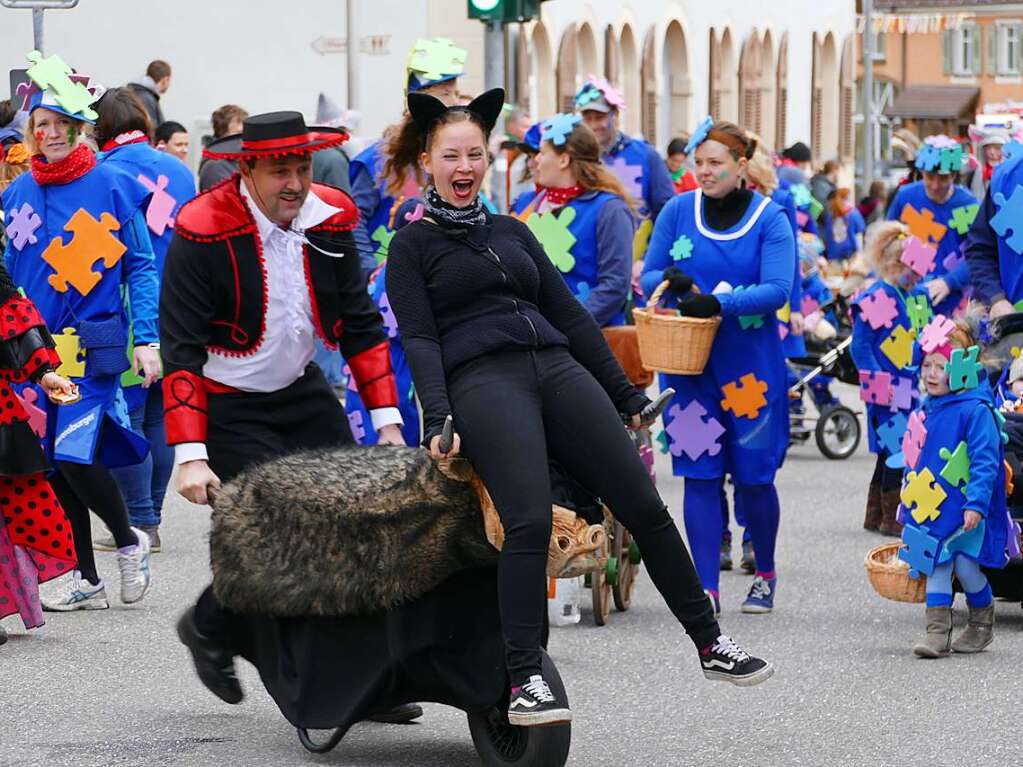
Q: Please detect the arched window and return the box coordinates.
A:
[661,21,691,143]
[528,21,556,119]
[557,27,579,113]
[709,28,738,122]
[775,34,788,148]
[760,31,777,149]
[620,24,641,136]
[839,35,855,162]
[738,32,762,133]
[641,27,658,142]
[811,32,839,161]
[604,24,620,84]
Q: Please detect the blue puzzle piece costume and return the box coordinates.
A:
[343,261,420,447]
[965,153,1023,306]
[850,280,928,454]
[511,189,634,327]
[2,159,157,467]
[822,205,865,262]
[901,383,1009,592]
[887,181,976,317]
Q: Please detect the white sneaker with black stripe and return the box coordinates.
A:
[700,634,774,687]
[507,675,572,727]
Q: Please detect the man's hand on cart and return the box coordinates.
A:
[429,415,461,460]
[178,459,222,506]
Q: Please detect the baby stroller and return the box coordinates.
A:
[787,295,862,460]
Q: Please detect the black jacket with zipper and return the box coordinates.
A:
[386,212,647,443]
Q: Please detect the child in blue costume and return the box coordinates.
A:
[850,222,929,536]
[903,317,1009,657]
[348,38,466,274]
[514,115,635,327]
[641,121,794,616]
[2,54,157,609]
[574,76,674,266]
[798,239,840,408]
[887,135,976,318]
[95,88,196,547]
[822,187,865,263]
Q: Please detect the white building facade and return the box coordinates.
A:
[0,0,856,165]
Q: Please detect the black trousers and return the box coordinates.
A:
[194,365,353,640]
[449,347,720,684]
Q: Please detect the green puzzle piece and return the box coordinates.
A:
[527,206,577,273]
[670,235,694,261]
[407,38,467,82]
[371,225,394,265]
[906,294,933,333]
[25,50,98,121]
[734,285,764,330]
[655,429,670,455]
[947,204,979,236]
[945,345,984,391]
[938,440,970,489]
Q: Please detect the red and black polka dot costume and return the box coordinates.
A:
[0,295,75,629]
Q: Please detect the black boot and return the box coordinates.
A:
[176,608,244,704]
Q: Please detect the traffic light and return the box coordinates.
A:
[467,0,544,23]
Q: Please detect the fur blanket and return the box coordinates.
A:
[210,446,499,617]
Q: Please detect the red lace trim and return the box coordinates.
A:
[30,144,96,186]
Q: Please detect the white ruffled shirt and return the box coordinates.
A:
[174,182,401,465]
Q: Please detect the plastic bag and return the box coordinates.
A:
[547,576,582,627]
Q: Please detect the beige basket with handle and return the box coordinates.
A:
[632,280,721,375]
[864,542,926,603]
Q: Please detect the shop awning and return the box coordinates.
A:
[885,85,980,120]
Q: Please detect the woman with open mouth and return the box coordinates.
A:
[385,90,774,730]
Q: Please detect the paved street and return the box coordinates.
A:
[2,383,1021,767]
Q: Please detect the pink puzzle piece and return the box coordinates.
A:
[800,294,819,316]
[342,364,358,393]
[900,236,938,276]
[378,292,398,339]
[664,401,725,461]
[902,410,927,470]
[889,375,914,412]
[859,370,893,405]
[858,291,899,330]
[796,210,809,228]
[16,388,47,438]
[347,410,365,442]
[919,315,955,353]
[137,174,178,236]
[403,202,425,223]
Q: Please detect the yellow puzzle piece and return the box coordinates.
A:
[881,326,916,370]
[901,467,947,524]
[53,327,86,379]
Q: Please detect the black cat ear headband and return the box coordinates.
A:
[407,87,505,137]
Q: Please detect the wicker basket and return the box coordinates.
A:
[632,280,720,375]
[864,542,926,603]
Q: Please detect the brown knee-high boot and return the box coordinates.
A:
[863,482,882,531]
[878,490,903,537]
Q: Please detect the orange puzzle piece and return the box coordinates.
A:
[900,204,947,245]
[42,208,126,296]
[720,373,769,420]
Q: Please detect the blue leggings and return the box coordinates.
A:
[686,477,780,594]
[925,554,993,608]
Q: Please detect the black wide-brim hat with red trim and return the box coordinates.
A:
[203,110,347,161]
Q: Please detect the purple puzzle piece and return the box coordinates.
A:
[607,157,643,206]
[889,375,914,412]
[5,203,42,251]
[943,244,965,274]
[347,409,366,443]
[378,292,398,338]
[342,364,358,393]
[800,294,819,317]
[664,401,725,461]
[137,174,178,236]
[1007,518,1022,560]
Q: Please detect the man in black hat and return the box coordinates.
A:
[162,111,417,719]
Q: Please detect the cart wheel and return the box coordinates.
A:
[467,652,572,767]
[613,522,639,612]
[591,558,612,625]
[605,556,620,587]
[297,727,347,754]
[815,405,861,460]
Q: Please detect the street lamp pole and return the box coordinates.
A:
[863,0,875,192]
[0,0,81,54]
[346,0,358,110]
[484,21,504,92]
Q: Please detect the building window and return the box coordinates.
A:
[872,31,886,62]
[947,23,979,76]
[998,21,1023,75]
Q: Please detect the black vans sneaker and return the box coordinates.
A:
[700,634,774,687]
[508,675,572,726]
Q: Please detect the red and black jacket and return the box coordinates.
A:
[160,175,397,445]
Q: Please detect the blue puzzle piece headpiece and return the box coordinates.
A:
[519,122,543,153]
[916,135,965,174]
[685,115,714,155]
[541,113,582,146]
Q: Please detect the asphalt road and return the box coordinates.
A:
[2,382,1021,767]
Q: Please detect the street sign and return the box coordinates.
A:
[311,36,347,55]
[0,1,78,7]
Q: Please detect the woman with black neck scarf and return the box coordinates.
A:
[640,120,795,618]
[386,92,773,729]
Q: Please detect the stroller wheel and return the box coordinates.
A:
[815,406,861,460]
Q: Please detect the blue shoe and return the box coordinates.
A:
[741,576,776,614]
